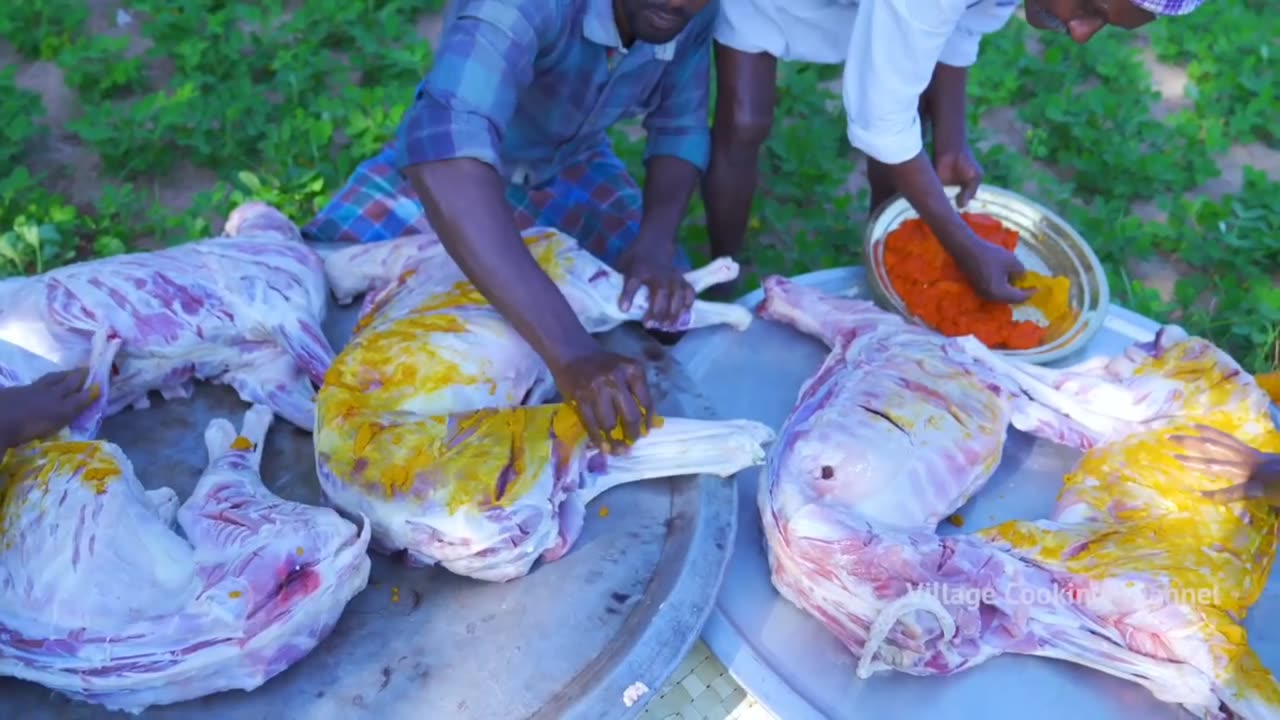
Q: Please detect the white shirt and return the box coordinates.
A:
[715,0,1019,165]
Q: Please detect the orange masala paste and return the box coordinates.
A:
[884,213,1048,350]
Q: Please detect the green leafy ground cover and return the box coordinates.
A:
[2,1,1277,370]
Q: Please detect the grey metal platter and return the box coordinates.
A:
[0,277,736,719]
[674,266,1280,720]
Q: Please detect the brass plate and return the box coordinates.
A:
[862,185,1110,365]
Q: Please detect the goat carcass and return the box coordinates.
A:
[314,228,774,582]
[0,202,333,430]
[756,276,1280,719]
[0,337,370,713]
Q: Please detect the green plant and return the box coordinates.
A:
[0,1,1274,372]
[0,70,43,167]
[57,35,148,104]
[1149,2,1278,147]
[0,0,88,61]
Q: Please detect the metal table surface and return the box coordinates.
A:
[0,293,737,719]
[673,267,1280,720]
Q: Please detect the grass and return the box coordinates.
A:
[1,1,1277,371]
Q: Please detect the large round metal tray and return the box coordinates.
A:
[864,185,1110,365]
[0,271,736,719]
[675,266,1280,720]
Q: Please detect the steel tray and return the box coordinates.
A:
[0,289,736,719]
[675,266,1280,720]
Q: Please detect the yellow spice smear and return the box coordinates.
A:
[1012,271,1077,339]
[0,440,123,547]
[980,337,1280,707]
[315,229,617,515]
[1256,371,1280,404]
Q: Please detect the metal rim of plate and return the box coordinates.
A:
[862,184,1111,366]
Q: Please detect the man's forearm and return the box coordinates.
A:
[925,62,969,152]
[406,158,597,364]
[877,151,973,253]
[636,156,700,252]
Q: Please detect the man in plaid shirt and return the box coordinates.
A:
[307,0,714,451]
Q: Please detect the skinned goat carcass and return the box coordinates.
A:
[0,337,371,714]
[314,228,774,582]
[0,202,334,430]
[756,276,1280,720]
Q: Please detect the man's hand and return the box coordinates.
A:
[617,244,695,331]
[934,142,984,208]
[949,237,1034,304]
[1169,425,1280,505]
[549,348,655,453]
[0,368,95,450]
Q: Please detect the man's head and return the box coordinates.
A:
[1023,0,1205,45]
[614,0,711,46]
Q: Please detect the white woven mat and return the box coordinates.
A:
[637,641,775,720]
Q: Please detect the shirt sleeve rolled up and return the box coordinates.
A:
[393,0,557,172]
[841,0,966,166]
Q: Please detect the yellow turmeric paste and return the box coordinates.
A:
[981,342,1280,707]
[883,213,1074,350]
[1256,371,1280,404]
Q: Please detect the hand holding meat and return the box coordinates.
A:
[550,346,654,452]
[0,368,94,451]
[1170,425,1280,505]
[616,246,696,331]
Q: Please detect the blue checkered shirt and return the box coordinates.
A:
[394,0,715,187]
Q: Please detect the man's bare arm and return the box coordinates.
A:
[407,158,597,366]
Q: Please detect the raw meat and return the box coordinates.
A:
[756,276,1280,720]
[315,228,774,582]
[0,202,334,430]
[0,334,371,713]
[319,231,444,306]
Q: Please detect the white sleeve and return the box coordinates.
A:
[939,0,1020,68]
[938,25,982,68]
[842,0,967,165]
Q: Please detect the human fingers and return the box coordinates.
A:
[1189,425,1253,453]
[658,276,692,330]
[1201,483,1251,504]
[956,168,981,208]
[589,375,621,453]
[991,277,1033,304]
[609,372,644,447]
[675,281,696,331]
[1002,285,1034,304]
[59,384,97,420]
[1172,453,1253,481]
[996,251,1033,303]
[570,391,606,450]
[1168,429,1254,461]
[37,367,88,393]
[645,279,675,329]
[619,274,643,314]
[623,361,655,434]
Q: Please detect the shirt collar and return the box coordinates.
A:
[582,0,678,61]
